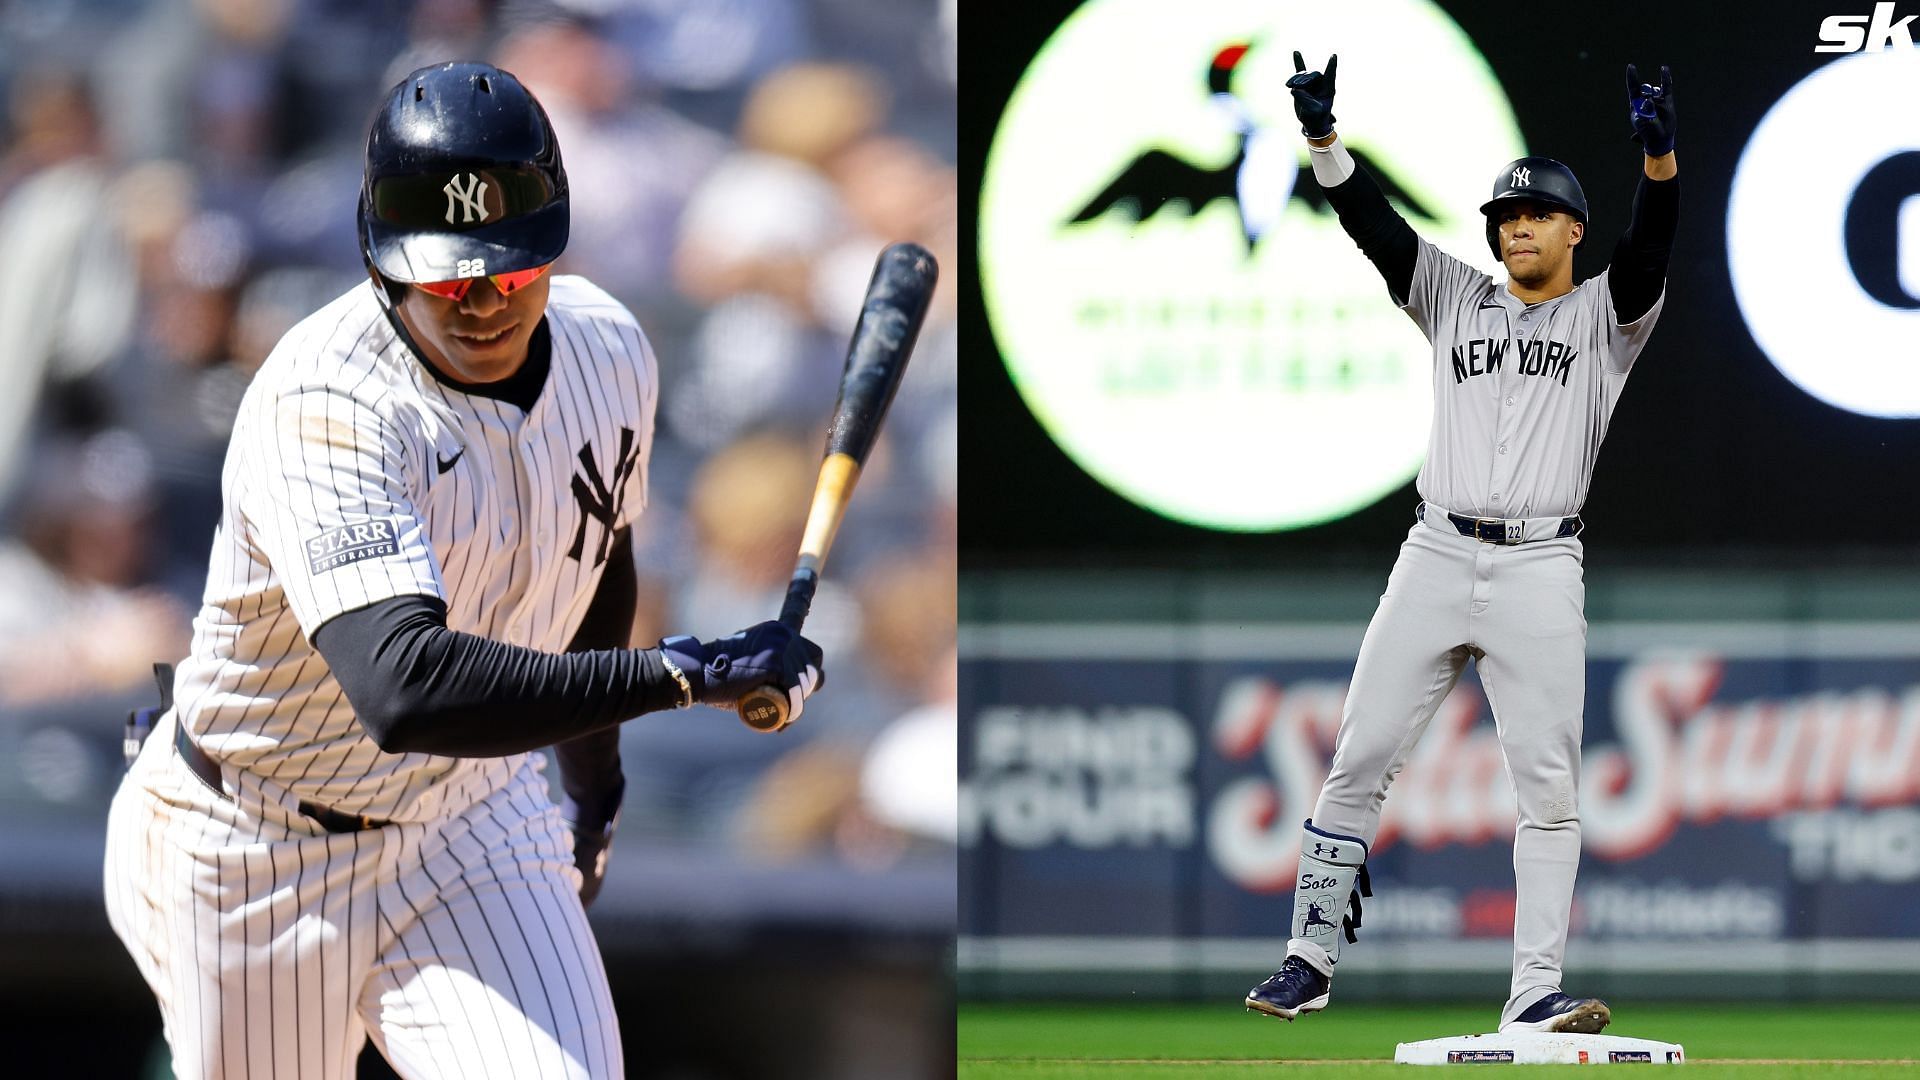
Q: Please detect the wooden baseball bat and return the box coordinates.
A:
[736,242,940,732]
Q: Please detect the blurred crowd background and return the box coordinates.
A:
[0,0,955,1075]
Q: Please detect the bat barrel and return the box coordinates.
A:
[825,242,938,467]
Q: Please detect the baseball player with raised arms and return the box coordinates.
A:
[1245,57,1679,1033]
[103,62,823,1079]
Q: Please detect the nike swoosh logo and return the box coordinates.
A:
[436,448,464,474]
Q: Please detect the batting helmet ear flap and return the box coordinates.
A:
[360,182,409,314]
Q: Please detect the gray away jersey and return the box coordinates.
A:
[1401,239,1664,519]
[170,275,657,821]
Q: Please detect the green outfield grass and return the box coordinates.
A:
[958,1003,1920,1079]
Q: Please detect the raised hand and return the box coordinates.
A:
[1287,51,1339,139]
[1626,64,1676,156]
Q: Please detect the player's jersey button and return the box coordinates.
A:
[1505,397,1515,407]
[1498,443,1508,455]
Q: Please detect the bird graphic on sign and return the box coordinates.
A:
[1066,42,1439,254]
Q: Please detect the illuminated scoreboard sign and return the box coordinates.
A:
[979,0,1524,531]
[1728,49,1920,419]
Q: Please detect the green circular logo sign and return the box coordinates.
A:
[981,0,1523,531]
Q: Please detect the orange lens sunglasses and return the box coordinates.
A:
[413,263,552,302]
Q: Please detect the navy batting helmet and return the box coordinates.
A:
[1479,156,1586,259]
[359,63,568,291]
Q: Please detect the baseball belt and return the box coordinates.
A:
[173,720,392,834]
[1420,502,1581,545]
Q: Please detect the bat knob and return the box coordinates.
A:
[736,685,792,733]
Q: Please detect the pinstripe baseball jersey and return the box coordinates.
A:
[169,274,656,821]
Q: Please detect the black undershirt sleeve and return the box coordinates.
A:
[1606,173,1680,325]
[1320,162,1421,306]
[311,575,683,758]
[552,528,635,827]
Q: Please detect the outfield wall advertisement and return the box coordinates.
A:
[959,625,1920,956]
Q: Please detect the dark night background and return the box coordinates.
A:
[961,1,1920,570]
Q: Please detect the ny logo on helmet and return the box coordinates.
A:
[1511,167,1532,188]
[443,173,491,225]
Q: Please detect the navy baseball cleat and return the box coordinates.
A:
[1245,957,1331,1020]
[1499,992,1611,1033]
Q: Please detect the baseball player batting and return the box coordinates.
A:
[1244,58,1679,1033]
[102,62,823,1079]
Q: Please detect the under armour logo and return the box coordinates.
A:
[1511,167,1532,188]
[1313,843,1340,858]
[569,427,640,566]
[443,173,491,225]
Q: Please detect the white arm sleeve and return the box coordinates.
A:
[1307,136,1356,188]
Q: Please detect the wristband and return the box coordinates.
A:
[1307,135,1356,187]
[658,649,693,708]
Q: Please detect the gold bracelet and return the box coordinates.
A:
[659,652,693,708]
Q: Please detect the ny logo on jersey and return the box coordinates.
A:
[443,173,491,225]
[1511,166,1532,188]
[569,427,639,566]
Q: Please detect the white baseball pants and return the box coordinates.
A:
[103,714,622,1080]
[1311,510,1586,1023]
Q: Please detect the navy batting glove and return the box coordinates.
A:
[560,780,622,910]
[1626,64,1676,156]
[661,622,826,708]
[1287,51,1338,139]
